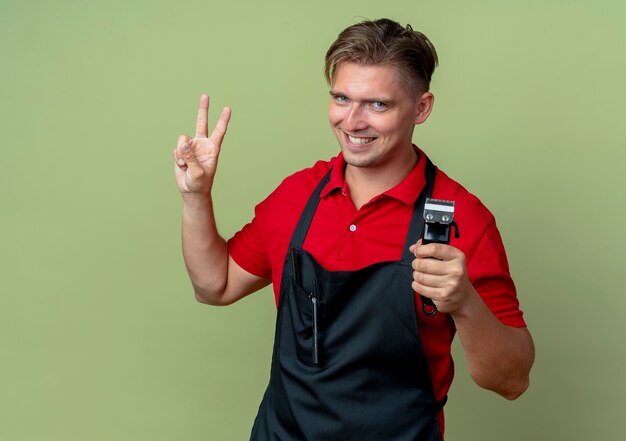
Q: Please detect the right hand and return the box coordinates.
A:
[173,94,231,196]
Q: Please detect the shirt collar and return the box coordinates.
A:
[320,145,428,205]
[320,154,349,198]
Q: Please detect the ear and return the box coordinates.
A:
[414,92,435,125]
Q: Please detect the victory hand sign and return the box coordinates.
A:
[174,94,231,196]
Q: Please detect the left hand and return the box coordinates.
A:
[173,94,232,196]
[409,240,476,315]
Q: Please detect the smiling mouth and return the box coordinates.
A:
[346,134,377,145]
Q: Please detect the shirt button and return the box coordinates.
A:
[349,224,357,232]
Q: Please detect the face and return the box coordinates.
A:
[328,62,433,171]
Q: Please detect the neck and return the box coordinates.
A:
[345,146,418,210]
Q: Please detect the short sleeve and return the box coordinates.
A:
[467,219,527,328]
[228,206,272,280]
[227,158,335,290]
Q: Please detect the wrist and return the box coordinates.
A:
[180,174,215,202]
[449,287,483,322]
[181,192,213,211]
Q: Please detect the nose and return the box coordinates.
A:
[343,104,368,132]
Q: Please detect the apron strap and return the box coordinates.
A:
[289,168,333,249]
[401,156,436,263]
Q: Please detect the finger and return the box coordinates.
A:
[180,142,204,177]
[210,106,231,147]
[176,135,192,159]
[413,242,439,259]
[195,94,210,138]
[173,149,186,169]
[175,135,192,168]
[177,134,191,150]
[409,239,423,256]
[411,281,442,299]
[414,242,456,260]
[412,257,449,276]
[412,271,446,289]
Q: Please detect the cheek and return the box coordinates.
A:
[328,104,344,126]
[377,116,407,136]
[366,116,389,134]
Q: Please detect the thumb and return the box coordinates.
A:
[409,239,423,256]
[181,142,204,178]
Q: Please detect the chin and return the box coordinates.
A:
[341,149,379,168]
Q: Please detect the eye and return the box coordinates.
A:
[334,94,348,103]
[371,101,387,110]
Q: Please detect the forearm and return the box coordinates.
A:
[181,192,229,304]
[451,290,535,400]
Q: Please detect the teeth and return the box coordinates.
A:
[348,135,375,145]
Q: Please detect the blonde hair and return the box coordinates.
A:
[325,18,439,97]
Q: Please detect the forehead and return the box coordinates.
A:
[332,62,412,100]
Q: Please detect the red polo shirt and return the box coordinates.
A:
[228,146,525,432]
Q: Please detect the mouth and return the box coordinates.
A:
[344,133,377,146]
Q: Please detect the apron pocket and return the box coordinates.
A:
[280,276,322,367]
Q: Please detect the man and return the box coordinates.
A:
[173,18,534,441]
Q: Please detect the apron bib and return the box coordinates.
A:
[250,157,445,441]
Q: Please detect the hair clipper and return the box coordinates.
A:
[419,198,459,316]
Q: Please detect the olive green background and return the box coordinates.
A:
[1,0,625,439]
